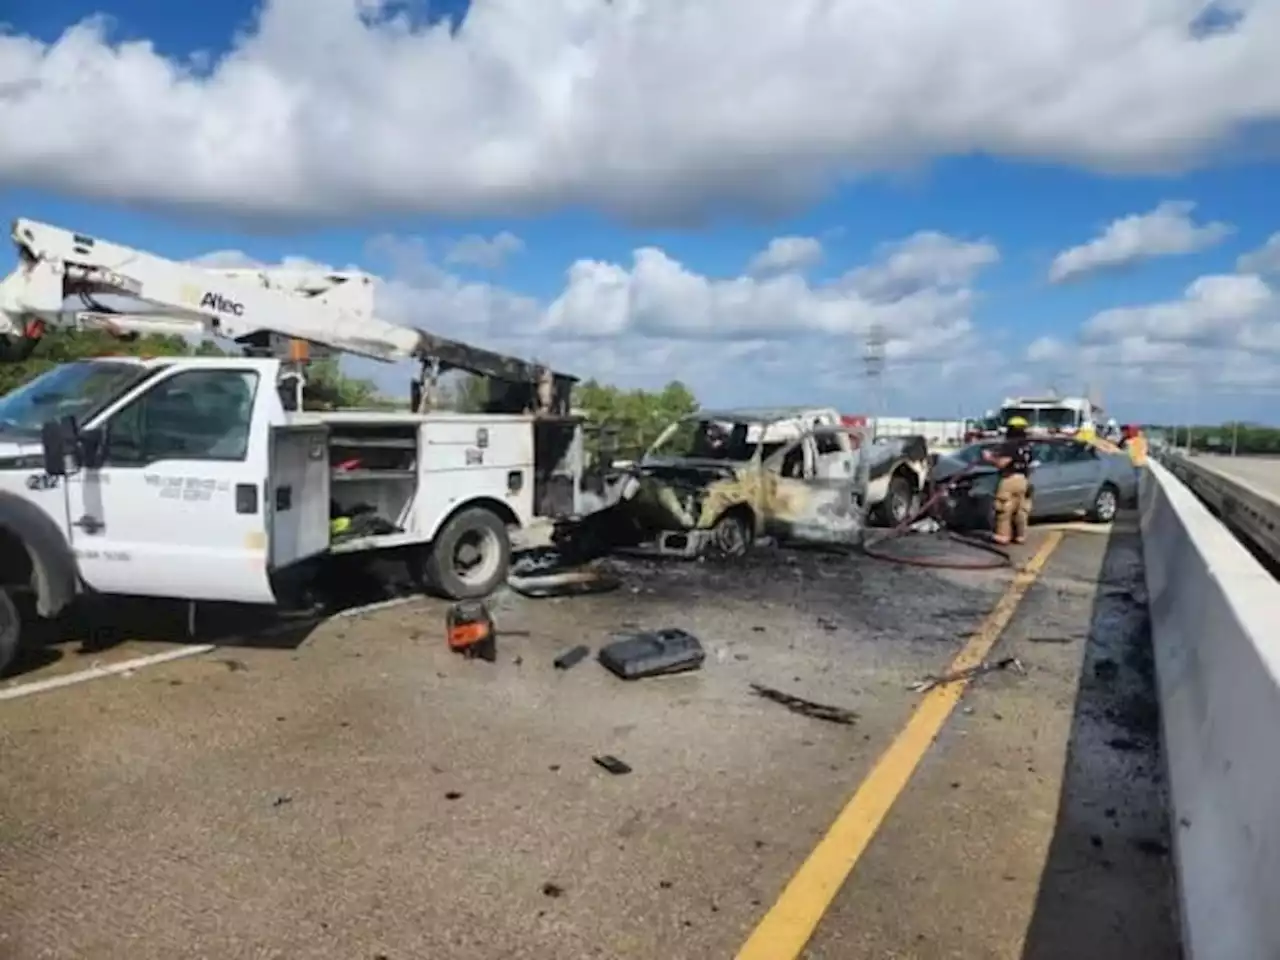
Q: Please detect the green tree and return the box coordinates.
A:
[0,328,384,410]
[573,379,699,460]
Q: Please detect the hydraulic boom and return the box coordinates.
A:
[0,218,424,363]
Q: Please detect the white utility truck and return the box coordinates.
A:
[0,218,587,673]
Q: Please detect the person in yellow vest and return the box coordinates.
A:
[1123,425,1148,468]
[1077,421,1097,445]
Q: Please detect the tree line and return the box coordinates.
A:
[1147,423,1280,456]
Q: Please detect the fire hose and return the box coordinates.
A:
[861,433,1113,570]
[861,463,1012,570]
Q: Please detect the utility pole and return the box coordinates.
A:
[1232,419,1240,457]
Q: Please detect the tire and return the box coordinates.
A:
[711,510,753,557]
[873,473,916,528]
[1089,483,1119,524]
[424,507,512,600]
[0,588,21,677]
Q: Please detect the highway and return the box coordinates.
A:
[1160,453,1280,570]
[1189,454,1280,503]
[0,522,1176,959]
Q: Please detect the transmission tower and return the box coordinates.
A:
[863,321,886,426]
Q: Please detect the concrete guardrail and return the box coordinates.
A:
[1160,453,1280,566]
[1140,460,1280,960]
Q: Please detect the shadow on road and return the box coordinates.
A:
[1020,513,1182,960]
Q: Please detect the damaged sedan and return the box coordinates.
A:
[581,408,931,558]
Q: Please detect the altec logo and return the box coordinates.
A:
[200,292,245,316]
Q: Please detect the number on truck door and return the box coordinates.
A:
[65,367,278,603]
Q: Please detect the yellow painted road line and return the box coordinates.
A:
[735,531,1065,960]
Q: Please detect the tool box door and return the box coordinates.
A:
[268,424,331,570]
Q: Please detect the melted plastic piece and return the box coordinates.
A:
[597,628,705,680]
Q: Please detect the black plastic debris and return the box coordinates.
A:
[593,755,632,775]
[598,628,705,680]
[750,683,858,725]
[554,645,591,671]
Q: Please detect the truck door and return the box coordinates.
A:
[65,365,277,603]
[763,430,862,546]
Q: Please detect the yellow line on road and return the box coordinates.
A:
[735,530,1065,960]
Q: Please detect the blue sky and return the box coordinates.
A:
[3,0,1280,424]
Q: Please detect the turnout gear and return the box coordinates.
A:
[993,420,1034,544]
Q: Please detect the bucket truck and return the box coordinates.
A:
[0,218,587,674]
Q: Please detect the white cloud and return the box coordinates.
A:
[1048,201,1233,283]
[1024,262,1280,409]
[2,1,1279,222]
[1238,232,1280,275]
[747,236,823,275]
[199,229,998,410]
[444,231,524,269]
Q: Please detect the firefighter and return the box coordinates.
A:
[982,415,1034,545]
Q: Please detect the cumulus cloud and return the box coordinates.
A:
[1238,232,1280,275]
[1048,201,1233,283]
[2,1,1278,223]
[252,229,1000,408]
[1026,254,1280,407]
[747,236,823,276]
[444,231,524,269]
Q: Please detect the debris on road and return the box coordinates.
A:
[749,683,858,725]
[446,601,497,662]
[598,628,705,680]
[909,656,1025,693]
[593,754,632,775]
[542,882,565,898]
[553,645,591,671]
[509,567,622,599]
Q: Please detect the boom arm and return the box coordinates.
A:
[0,218,424,363]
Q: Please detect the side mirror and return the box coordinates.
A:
[41,416,84,476]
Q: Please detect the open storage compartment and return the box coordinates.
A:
[328,424,421,539]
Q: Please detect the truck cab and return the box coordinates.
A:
[0,355,584,673]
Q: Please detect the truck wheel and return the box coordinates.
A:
[0,588,21,677]
[874,474,917,528]
[425,507,512,600]
[711,510,753,557]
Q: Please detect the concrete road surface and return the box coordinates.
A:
[1193,454,1280,503]
[0,521,1176,959]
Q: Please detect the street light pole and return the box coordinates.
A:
[1232,419,1240,457]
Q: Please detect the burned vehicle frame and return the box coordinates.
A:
[595,410,882,557]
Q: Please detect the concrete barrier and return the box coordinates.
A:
[1140,460,1280,960]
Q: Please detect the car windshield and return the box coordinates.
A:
[0,361,152,438]
[951,442,995,465]
[647,417,787,462]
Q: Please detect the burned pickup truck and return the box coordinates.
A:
[582,407,930,557]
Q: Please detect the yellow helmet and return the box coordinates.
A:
[1006,416,1028,429]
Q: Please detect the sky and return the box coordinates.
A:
[2,0,1280,424]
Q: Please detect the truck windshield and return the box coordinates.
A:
[1001,406,1080,430]
[0,361,153,437]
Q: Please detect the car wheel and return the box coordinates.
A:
[424,507,512,599]
[711,510,753,557]
[1089,484,1119,524]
